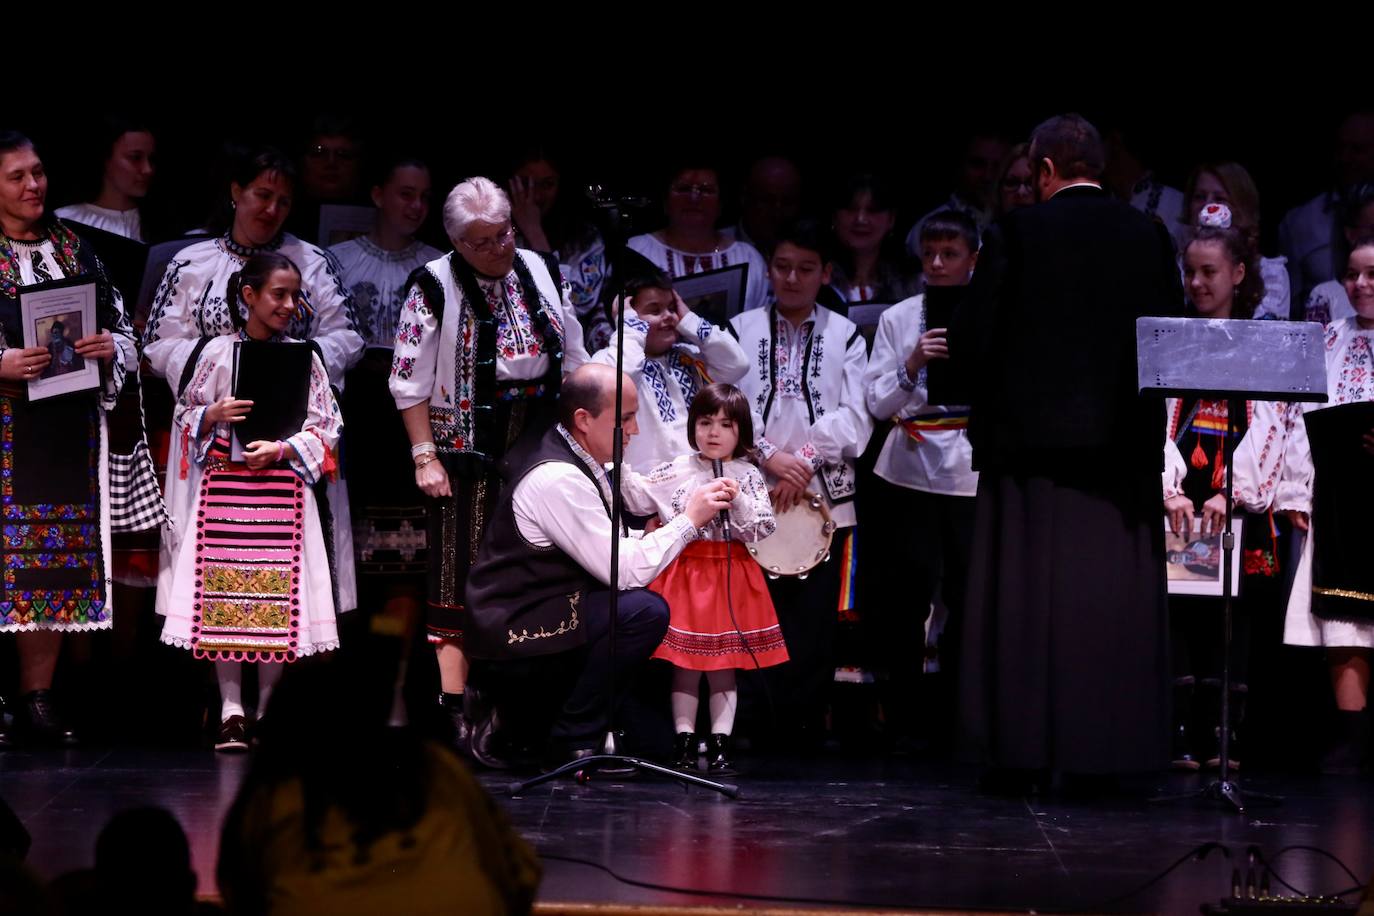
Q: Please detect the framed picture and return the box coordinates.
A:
[317,204,375,248]
[844,300,895,350]
[672,263,748,327]
[1164,516,1244,597]
[19,277,101,401]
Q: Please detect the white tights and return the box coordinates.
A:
[670,666,738,736]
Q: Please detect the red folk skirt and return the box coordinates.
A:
[650,540,789,671]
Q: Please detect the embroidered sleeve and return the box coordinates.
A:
[590,309,648,375]
[141,256,199,382]
[808,325,874,463]
[389,281,439,410]
[555,268,591,373]
[1274,404,1313,514]
[174,349,224,465]
[298,246,365,388]
[283,354,343,485]
[755,436,779,462]
[726,464,777,543]
[865,306,926,419]
[681,310,749,385]
[566,238,609,349]
[619,459,668,518]
[100,287,138,410]
[1233,401,1300,512]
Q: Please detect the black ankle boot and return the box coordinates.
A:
[706,733,737,775]
[1171,679,1200,771]
[20,690,78,747]
[671,732,699,770]
[439,692,471,751]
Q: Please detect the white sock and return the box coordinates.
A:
[257,664,283,717]
[706,669,738,735]
[216,661,244,722]
[670,667,702,734]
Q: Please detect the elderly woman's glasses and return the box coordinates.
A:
[460,226,516,254]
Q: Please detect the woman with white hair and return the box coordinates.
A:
[389,176,589,760]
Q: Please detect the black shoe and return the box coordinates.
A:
[670,732,699,770]
[439,694,473,755]
[706,733,737,775]
[0,697,12,750]
[20,690,78,747]
[214,715,249,753]
[453,689,510,770]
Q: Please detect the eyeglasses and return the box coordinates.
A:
[670,183,719,198]
[459,226,516,254]
[306,145,357,162]
[1002,177,1034,191]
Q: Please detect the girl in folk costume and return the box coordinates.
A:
[1279,234,1374,773]
[1161,204,1300,771]
[158,252,343,752]
[627,384,784,774]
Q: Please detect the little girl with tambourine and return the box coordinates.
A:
[622,383,788,775]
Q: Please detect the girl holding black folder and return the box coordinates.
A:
[158,252,343,752]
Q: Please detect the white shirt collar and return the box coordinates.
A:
[1050,181,1103,199]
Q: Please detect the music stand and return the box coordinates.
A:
[1137,317,1327,813]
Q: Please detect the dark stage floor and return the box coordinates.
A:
[2,746,1370,913]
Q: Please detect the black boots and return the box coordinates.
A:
[18,690,78,747]
[671,732,699,770]
[705,733,736,775]
[1322,708,1370,776]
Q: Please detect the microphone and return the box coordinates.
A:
[711,457,732,541]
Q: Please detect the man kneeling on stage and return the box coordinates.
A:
[461,363,735,766]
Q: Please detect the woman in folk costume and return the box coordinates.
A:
[388,176,588,760]
[1278,233,1374,773]
[159,252,343,752]
[1161,205,1298,772]
[0,131,137,747]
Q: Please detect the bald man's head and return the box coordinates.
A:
[560,364,639,465]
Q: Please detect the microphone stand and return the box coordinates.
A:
[510,186,736,798]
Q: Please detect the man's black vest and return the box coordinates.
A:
[463,427,611,659]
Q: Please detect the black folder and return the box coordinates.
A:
[922,285,969,406]
[231,340,313,461]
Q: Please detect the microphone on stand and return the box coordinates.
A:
[711,457,732,541]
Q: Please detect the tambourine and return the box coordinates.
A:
[748,492,835,579]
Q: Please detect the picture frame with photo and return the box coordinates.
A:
[1164,515,1244,597]
[18,277,101,401]
[671,263,748,328]
[844,300,895,349]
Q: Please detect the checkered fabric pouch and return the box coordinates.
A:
[108,375,170,534]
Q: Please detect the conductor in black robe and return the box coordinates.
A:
[950,113,1184,779]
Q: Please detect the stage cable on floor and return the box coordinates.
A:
[1247,844,1367,899]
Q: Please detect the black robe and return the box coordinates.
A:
[949,185,1185,774]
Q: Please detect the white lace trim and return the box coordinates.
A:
[2,618,113,634]
[158,633,340,656]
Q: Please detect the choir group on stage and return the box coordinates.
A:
[3,107,1374,784]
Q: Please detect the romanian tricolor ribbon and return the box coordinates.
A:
[897,409,971,443]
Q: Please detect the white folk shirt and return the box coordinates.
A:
[729,304,872,529]
[622,453,776,543]
[142,234,364,390]
[511,430,700,589]
[591,309,748,470]
[864,294,977,497]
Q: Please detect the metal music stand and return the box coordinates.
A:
[1137,317,1327,813]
